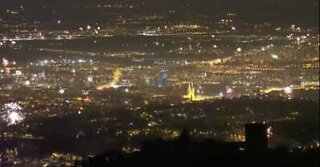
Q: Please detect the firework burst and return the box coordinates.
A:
[1,102,25,126]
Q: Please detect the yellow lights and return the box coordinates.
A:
[183,82,205,102]
[261,86,295,95]
[267,127,273,138]
[128,130,141,137]
[173,24,203,29]
[207,57,232,65]
[171,131,180,138]
[229,133,245,142]
[97,68,121,90]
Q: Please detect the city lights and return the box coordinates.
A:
[0,0,318,165]
[284,86,293,94]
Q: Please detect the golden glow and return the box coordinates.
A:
[97,68,121,90]
[260,85,314,95]
[267,127,273,138]
[183,83,205,101]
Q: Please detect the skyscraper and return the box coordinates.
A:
[159,70,168,88]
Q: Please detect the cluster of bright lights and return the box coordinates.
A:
[267,127,273,138]
[236,47,242,52]
[226,87,233,94]
[97,68,122,90]
[2,57,9,66]
[284,86,293,94]
[271,54,279,60]
[1,102,25,126]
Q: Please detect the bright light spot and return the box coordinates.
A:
[236,47,242,52]
[97,68,121,90]
[8,112,23,125]
[87,76,93,82]
[275,27,281,31]
[1,102,25,126]
[271,54,279,60]
[284,86,293,94]
[15,70,22,76]
[125,88,129,93]
[59,89,65,94]
[267,127,273,138]
[215,59,222,64]
[2,58,9,66]
[78,59,85,63]
[111,84,121,89]
[24,80,30,86]
[226,88,233,94]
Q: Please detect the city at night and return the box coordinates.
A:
[0,0,319,166]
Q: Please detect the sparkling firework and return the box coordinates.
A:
[2,57,9,66]
[1,102,25,126]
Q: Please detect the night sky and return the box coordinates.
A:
[0,0,319,25]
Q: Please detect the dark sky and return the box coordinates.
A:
[0,0,318,25]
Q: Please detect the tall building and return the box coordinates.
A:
[159,70,168,88]
[183,82,205,101]
[149,70,169,88]
[245,123,268,152]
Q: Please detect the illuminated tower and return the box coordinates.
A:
[159,70,169,88]
[149,70,169,88]
[97,68,121,90]
[183,82,204,101]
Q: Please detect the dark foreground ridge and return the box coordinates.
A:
[82,123,319,167]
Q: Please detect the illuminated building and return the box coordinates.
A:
[159,70,169,88]
[149,70,169,88]
[183,83,205,101]
[97,68,121,90]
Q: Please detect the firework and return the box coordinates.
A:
[1,102,25,126]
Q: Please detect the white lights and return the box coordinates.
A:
[271,54,279,60]
[284,86,293,94]
[226,88,233,94]
[59,88,65,94]
[2,57,9,66]
[1,102,25,126]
